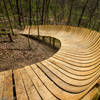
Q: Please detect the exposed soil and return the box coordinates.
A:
[0,34,57,72]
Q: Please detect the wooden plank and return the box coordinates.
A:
[2,70,13,100]
[60,48,100,58]
[46,59,100,80]
[42,61,97,85]
[52,55,99,72]
[14,69,28,100]
[20,68,42,100]
[30,64,74,100]
[48,57,99,75]
[25,65,58,100]
[42,61,84,86]
[53,54,99,68]
[37,62,90,93]
[0,72,5,98]
[57,52,99,63]
[58,51,99,60]
[41,60,100,93]
[81,88,98,100]
[21,25,100,100]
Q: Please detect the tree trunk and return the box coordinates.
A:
[36,0,40,37]
[78,0,89,27]
[53,0,57,24]
[67,0,74,25]
[88,0,99,28]
[28,0,32,49]
[20,0,25,29]
[44,0,50,24]
[8,0,17,25]
[3,0,14,42]
[16,0,22,28]
[41,0,46,25]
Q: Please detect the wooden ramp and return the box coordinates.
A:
[0,25,100,100]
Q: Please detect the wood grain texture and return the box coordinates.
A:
[0,25,100,100]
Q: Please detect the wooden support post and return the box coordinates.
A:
[42,36,45,42]
[53,38,55,47]
[49,37,51,45]
[37,26,40,40]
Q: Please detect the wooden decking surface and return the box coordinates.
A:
[0,25,100,100]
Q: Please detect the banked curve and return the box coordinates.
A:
[0,25,99,100]
[19,25,100,100]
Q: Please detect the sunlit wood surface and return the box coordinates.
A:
[0,25,100,100]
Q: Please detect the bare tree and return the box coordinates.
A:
[41,0,46,25]
[87,0,99,28]
[44,0,51,24]
[36,0,40,38]
[67,0,75,25]
[28,0,32,49]
[2,0,14,42]
[78,0,89,27]
[16,0,22,28]
[8,0,17,26]
[20,0,25,29]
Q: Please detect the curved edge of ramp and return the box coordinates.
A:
[1,25,100,100]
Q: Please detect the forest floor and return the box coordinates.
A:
[0,34,57,72]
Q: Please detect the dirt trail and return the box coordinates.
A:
[0,35,57,72]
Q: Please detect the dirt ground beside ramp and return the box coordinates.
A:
[0,34,57,72]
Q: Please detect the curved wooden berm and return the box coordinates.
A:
[0,25,100,100]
